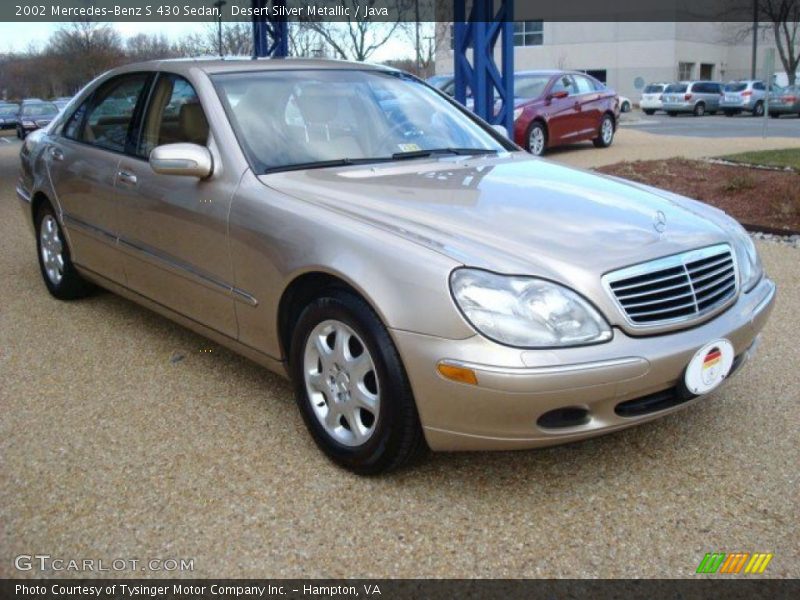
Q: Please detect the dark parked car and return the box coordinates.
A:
[16,101,59,139]
[427,74,454,96]
[53,97,73,111]
[0,103,20,129]
[511,70,619,155]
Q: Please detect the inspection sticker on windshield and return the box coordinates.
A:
[685,339,735,395]
[397,143,422,152]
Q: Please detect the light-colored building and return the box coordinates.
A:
[435,22,793,100]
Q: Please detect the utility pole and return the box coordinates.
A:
[751,0,758,79]
[414,0,421,75]
[214,0,227,57]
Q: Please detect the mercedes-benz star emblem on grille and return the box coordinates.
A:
[653,210,667,233]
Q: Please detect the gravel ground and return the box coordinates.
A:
[549,127,800,169]
[1,137,798,579]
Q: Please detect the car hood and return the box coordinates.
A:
[259,153,731,282]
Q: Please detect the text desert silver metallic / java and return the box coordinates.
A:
[17,58,775,474]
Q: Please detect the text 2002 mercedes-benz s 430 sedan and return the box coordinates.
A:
[17,59,776,474]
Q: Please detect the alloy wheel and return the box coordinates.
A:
[529,125,545,155]
[303,319,380,447]
[601,118,614,144]
[39,214,64,285]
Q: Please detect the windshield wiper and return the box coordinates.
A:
[391,148,500,160]
[263,157,391,174]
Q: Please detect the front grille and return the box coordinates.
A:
[604,244,738,328]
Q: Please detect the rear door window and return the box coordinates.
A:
[79,73,150,153]
[573,75,596,95]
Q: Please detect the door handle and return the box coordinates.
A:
[117,170,138,187]
[49,147,64,161]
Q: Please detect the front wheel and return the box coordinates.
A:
[770,112,780,119]
[621,101,631,113]
[35,202,94,300]
[693,103,706,116]
[753,102,764,117]
[526,121,547,156]
[668,111,678,117]
[593,114,615,148]
[643,109,655,115]
[289,290,426,474]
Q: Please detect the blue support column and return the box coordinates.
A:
[453,0,514,134]
[251,0,289,58]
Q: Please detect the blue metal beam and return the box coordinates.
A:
[251,0,289,58]
[453,0,514,134]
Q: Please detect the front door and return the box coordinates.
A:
[47,72,151,283]
[114,72,237,337]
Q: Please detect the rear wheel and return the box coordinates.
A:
[526,121,547,156]
[643,109,655,115]
[668,111,678,117]
[693,103,706,116]
[753,101,764,117]
[724,110,736,117]
[289,290,426,474]
[621,101,631,113]
[35,202,94,300]
[770,112,780,119]
[593,114,615,148]
[16,126,24,139]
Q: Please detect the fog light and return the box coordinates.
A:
[437,362,478,385]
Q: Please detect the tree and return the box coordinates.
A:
[760,0,800,85]
[46,22,125,91]
[301,0,411,62]
[174,22,253,57]
[126,33,178,62]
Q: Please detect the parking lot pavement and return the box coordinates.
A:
[1,135,799,579]
[621,110,800,138]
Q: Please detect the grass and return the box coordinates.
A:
[718,148,800,171]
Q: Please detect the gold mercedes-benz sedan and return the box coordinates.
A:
[17,58,775,473]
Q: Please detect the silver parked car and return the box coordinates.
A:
[768,85,800,117]
[662,81,724,116]
[720,80,768,116]
[640,82,668,115]
[17,59,775,473]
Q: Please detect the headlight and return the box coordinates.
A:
[22,120,35,128]
[723,218,763,291]
[450,268,612,348]
[513,107,524,121]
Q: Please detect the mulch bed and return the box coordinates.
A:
[596,158,800,232]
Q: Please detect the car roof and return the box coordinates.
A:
[106,56,397,77]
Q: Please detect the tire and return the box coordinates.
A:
[526,121,547,156]
[621,101,631,113]
[770,112,780,119]
[724,110,735,117]
[35,202,94,300]
[668,111,678,117]
[643,109,655,115]
[16,126,23,139]
[693,103,706,117]
[752,101,764,117]
[593,114,615,148]
[289,289,426,475]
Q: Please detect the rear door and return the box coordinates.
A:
[114,72,237,337]
[545,74,580,144]
[47,72,151,283]
[572,74,603,137]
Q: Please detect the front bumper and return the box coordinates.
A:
[393,277,776,451]
[662,102,697,113]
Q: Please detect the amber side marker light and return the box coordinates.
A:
[437,362,478,385]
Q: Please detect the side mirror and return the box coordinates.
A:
[149,143,212,178]
[491,124,508,138]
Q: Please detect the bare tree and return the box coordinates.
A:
[46,22,125,94]
[761,0,800,85]
[289,22,327,58]
[302,0,410,62]
[126,33,178,62]
[174,23,253,57]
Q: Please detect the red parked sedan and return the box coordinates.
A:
[511,71,620,155]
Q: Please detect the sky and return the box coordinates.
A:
[0,21,414,61]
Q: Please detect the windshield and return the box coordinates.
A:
[22,102,57,116]
[724,82,748,92]
[514,74,552,99]
[213,69,508,173]
[643,84,664,93]
[665,84,688,93]
[0,103,20,112]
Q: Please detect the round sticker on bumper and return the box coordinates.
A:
[685,339,735,395]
